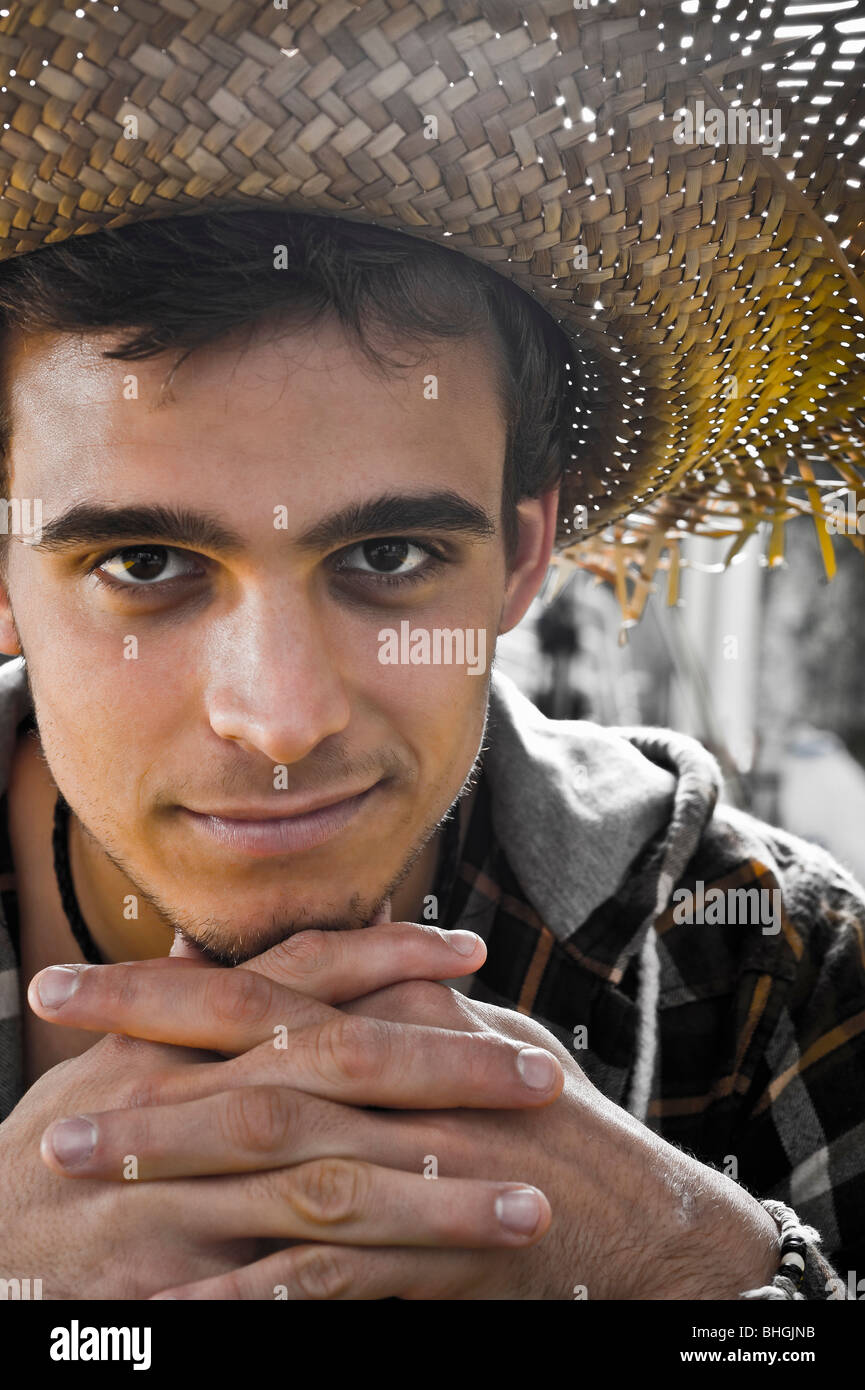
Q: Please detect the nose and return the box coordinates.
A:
[205,587,351,765]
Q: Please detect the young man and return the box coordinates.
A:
[0,0,863,1303]
[0,208,860,1303]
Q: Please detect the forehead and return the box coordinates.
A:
[4,318,508,509]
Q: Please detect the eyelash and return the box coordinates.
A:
[332,540,448,590]
[85,539,450,600]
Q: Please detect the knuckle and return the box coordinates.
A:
[289,1245,355,1300]
[220,1086,296,1155]
[388,978,449,1015]
[102,1030,145,1061]
[210,1266,248,1301]
[118,1068,169,1111]
[274,930,332,977]
[315,1014,391,1084]
[288,1158,368,1226]
[460,1029,508,1087]
[205,967,274,1028]
[108,966,141,1014]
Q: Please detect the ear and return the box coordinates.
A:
[499,485,560,636]
[0,577,21,657]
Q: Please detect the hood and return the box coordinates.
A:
[484,667,724,1121]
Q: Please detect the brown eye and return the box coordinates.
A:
[94,546,201,587]
[338,538,431,578]
[361,540,411,573]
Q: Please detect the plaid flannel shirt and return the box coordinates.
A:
[434,743,865,1300]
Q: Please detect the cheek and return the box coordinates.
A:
[16,597,189,809]
[369,660,490,799]
[16,562,191,712]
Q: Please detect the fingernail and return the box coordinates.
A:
[48,1116,97,1168]
[37,965,86,1008]
[448,930,480,956]
[496,1188,542,1236]
[517,1047,558,1091]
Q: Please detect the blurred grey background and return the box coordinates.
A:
[495,516,865,888]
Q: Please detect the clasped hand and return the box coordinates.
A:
[16,921,778,1299]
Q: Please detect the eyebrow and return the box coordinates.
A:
[26,491,497,557]
[295,491,496,551]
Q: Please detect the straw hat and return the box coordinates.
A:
[2,0,864,617]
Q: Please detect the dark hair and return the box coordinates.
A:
[0,209,577,561]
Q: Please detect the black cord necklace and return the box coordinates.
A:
[52,792,104,965]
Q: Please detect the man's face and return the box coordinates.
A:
[0,315,550,962]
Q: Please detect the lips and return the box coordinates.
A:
[184,782,380,821]
[179,782,382,857]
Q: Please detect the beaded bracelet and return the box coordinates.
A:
[739,1198,822,1300]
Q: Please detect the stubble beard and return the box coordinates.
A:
[20,645,490,966]
[70,749,485,966]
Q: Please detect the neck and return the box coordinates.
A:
[67,810,175,962]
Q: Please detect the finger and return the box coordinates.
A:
[40,1086,413,1181]
[27,960,331,1052]
[135,1157,551,1251]
[27,925,485,1051]
[216,1015,565,1110]
[86,1012,563,1113]
[341,978,483,1028]
[240,921,485,1004]
[151,1243,501,1301]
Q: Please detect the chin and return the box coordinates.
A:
[179,898,380,966]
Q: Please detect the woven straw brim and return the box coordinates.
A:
[1,0,865,618]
